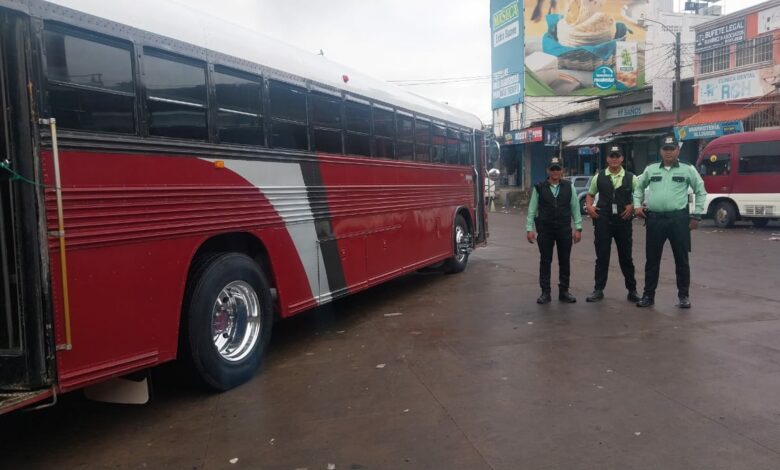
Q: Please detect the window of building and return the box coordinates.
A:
[736,35,773,67]
[269,80,308,150]
[144,49,208,140]
[739,142,780,173]
[415,118,431,162]
[345,100,371,156]
[310,92,343,154]
[700,45,730,74]
[45,26,136,133]
[213,66,263,146]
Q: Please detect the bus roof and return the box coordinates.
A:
[705,129,780,148]
[42,0,483,130]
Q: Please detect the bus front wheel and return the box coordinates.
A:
[442,214,470,274]
[713,201,737,228]
[183,253,273,391]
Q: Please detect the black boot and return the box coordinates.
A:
[677,296,691,308]
[537,292,551,304]
[636,295,654,307]
[586,290,604,302]
[627,290,641,302]
[559,291,577,303]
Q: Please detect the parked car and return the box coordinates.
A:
[566,175,593,214]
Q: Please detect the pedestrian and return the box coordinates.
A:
[633,135,707,308]
[526,155,583,304]
[584,145,640,303]
[484,173,497,209]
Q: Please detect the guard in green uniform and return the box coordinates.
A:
[634,135,707,308]
[527,156,583,304]
[584,145,640,303]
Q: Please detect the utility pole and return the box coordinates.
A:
[674,31,681,124]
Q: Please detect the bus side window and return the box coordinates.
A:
[44,26,136,134]
[310,92,343,154]
[739,141,780,173]
[396,114,414,161]
[345,100,371,157]
[372,106,395,159]
[446,128,460,165]
[269,80,308,151]
[213,66,264,146]
[415,118,431,162]
[144,49,208,140]
[459,133,472,166]
[431,123,446,164]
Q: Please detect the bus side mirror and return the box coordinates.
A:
[488,168,501,181]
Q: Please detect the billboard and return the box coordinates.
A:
[491,0,524,109]
[524,0,647,96]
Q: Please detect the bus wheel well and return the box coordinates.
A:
[707,197,740,219]
[188,232,277,308]
[456,208,473,234]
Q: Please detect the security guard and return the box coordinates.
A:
[584,145,640,303]
[527,155,583,304]
[634,135,707,308]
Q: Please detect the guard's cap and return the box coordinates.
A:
[548,156,563,169]
[607,145,623,156]
[661,134,679,149]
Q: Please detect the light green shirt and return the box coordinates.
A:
[526,182,583,232]
[587,167,638,196]
[633,161,707,215]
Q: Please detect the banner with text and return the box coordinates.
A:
[523,0,646,97]
[675,121,744,140]
[697,68,775,105]
[491,0,524,109]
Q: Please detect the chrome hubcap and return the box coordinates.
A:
[211,281,261,362]
[454,225,466,263]
[716,208,727,224]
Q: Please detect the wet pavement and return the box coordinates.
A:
[2,211,780,469]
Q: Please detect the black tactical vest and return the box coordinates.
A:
[596,170,634,213]
[534,179,573,229]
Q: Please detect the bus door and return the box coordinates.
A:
[474,131,487,244]
[0,9,53,412]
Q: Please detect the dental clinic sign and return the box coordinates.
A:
[697,70,772,105]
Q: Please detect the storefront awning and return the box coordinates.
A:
[609,110,696,134]
[677,104,769,127]
[566,116,642,147]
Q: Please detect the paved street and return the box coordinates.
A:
[2,211,780,470]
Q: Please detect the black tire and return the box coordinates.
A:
[713,201,737,228]
[442,214,470,274]
[752,218,769,228]
[579,194,588,215]
[183,253,273,391]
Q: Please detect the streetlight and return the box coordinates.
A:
[638,14,682,124]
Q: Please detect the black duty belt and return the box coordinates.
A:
[646,209,688,218]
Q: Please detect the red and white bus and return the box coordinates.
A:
[0,0,487,413]
[696,130,780,228]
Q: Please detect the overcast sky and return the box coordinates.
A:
[179,0,767,125]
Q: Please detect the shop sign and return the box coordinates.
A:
[697,69,774,105]
[674,121,744,141]
[605,102,654,119]
[695,18,745,52]
[578,146,600,156]
[758,5,780,33]
[503,127,543,144]
[491,0,524,108]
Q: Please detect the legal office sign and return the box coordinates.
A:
[695,18,745,52]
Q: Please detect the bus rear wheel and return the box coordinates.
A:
[713,201,737,228]
[442,214,470,274]
[184,253,273,391]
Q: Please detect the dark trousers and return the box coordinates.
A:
[643,210,691,298]
[537,225,572,293]
[593,216,636,291]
